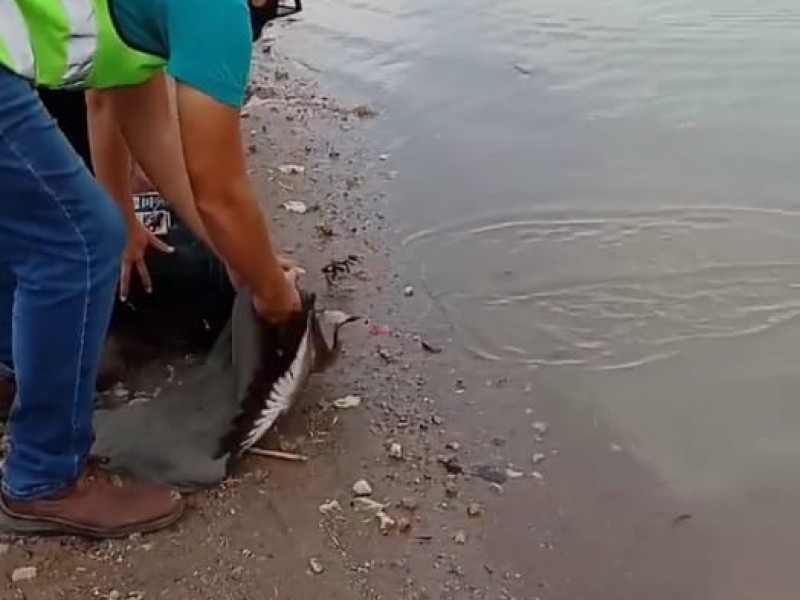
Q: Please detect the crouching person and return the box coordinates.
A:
[0,0,299,538]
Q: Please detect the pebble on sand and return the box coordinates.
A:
[309,558,325,575]
[282,200,308,214]
[278,164,306,175]
[352,479,373,496]
[332,394,362,409]
[467,502,483,518]
[403,285,414,297]
[532,452,547,465]
[388,442,403,460]
[454,530,468,545]
[11,566,37,583]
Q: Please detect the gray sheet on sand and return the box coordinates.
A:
[92,292,265,493]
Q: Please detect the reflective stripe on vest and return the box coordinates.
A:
[0,0,98,87]
[0,2,36,79]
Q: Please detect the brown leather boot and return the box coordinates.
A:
[1,458,184,538]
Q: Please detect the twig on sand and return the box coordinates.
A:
[247,447,309,462]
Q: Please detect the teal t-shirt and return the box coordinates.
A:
[110,0,252,108]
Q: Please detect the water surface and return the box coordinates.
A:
[279,2,800,595]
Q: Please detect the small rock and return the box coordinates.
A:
[108,591,121,600]
[278,164,305,175]
[431,414,444,426]
[532,421,549,435]
[333,395,361,409]
[319,499,343,515]
[309,558,325,575]
[397,517,412,533]
[467,503,483,518]
[352,479,373,497]
[403,286,414,297]
[453,530,467,545]
[437,454,464,474]
[282,200,308,214]
[532,453,547,465]
[506,468,524,479]
[445,441,460,451]
[379,154,390,161]
[400,496,418,511]
[232,566,244,578]
[532,471,544,481]
[377,511,397,534]
[444,481,460,498]
[388,442,403,460]
[11,566,37,582]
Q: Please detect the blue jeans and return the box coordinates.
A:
[0,68,127,500]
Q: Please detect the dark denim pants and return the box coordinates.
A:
[0,67,126,500]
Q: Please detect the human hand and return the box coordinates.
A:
[253,267,303,323]
[120,220,174,301]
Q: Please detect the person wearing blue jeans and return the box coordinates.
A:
[0,0,301,539]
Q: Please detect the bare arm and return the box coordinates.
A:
[173,82,292,313]
[88,73,212,247]
[85,90,135,227]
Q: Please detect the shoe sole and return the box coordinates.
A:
[0,496,185,539]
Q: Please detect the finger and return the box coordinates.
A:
[147,232,175,254]
[119,262,131,301]
[136,260,153,294]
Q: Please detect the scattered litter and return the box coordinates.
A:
[309,558,325,575]
[352,479,373,497]
[532,421,550,436]
[11,566,37,582]
[403,286,415,297]
[388,442,403,460]
[532,453,547,465]
[352,497,387,515]
[333,395,361,409]
[421,339,443,354]
[453,530,467,545]
[278,164,305,175]
[369,324,393,336]
[506,468,524,479]
[319,499,343,515]
[282,200,308,214]
[467,503,483,518]
[397,517,412,533]
[247,448,308,462]
[377,511,396,535]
